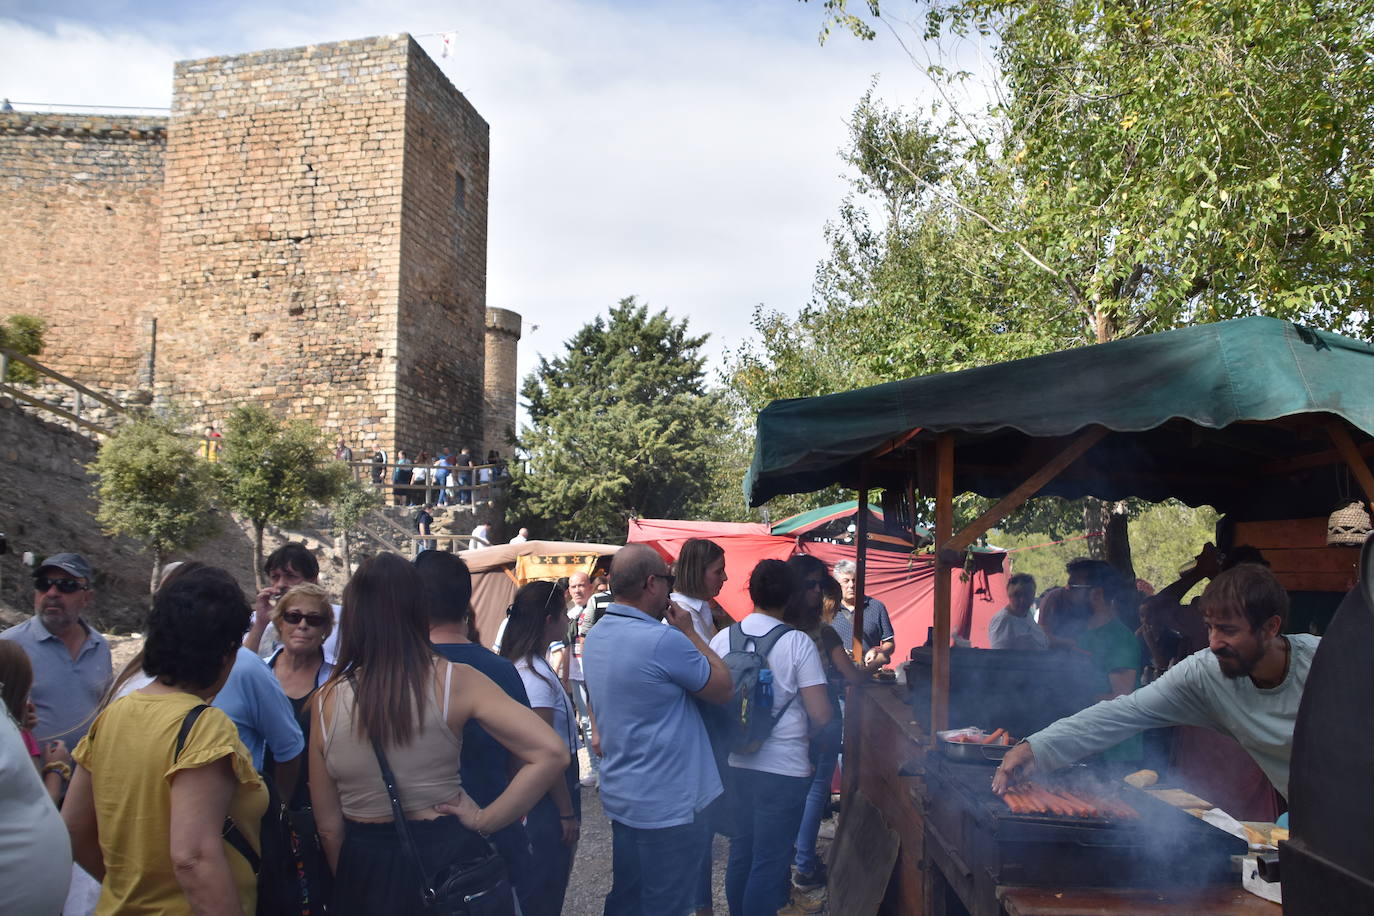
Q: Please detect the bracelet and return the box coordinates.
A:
[43,761,72,781]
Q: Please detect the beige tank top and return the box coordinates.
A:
[320,662,463,819]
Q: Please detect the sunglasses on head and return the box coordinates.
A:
[34,576,89,594]
[281,610,329,628]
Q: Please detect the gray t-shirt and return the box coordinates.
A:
[1028,634,1320,799]
[987,607,1049,650]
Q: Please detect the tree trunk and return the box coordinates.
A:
[342,528,352,578]
[1103,501,1136,583]
[253,521,266,590]
[149,546,163,597]
[1083,497,1109,560]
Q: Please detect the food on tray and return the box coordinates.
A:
[1123,769,1158,788]
[999,782,1140,819]
[1146,787,1213,809]
[944,727,1016,745]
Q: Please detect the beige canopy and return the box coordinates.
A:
[458,540,621,649]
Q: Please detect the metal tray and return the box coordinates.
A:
[937,737,1013,764]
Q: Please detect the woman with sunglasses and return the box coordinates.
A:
[498,580,581,916]
[267,585,334,791]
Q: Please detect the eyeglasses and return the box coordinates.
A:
[34,577,89,594]
[1067,584,1095,591]
[281,610,329,628]
[649,573,676,590]
[802,579,824,590]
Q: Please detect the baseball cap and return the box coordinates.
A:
[37,552,94,581]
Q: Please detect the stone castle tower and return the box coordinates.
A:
[0,34,517,457]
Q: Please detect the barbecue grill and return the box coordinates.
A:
[922,754,1247,916]
[1279,535,1374,912]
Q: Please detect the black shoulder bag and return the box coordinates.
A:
[174,705,262,874]
[369,738,514,915]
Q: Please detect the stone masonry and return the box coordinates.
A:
[1,34,510,459]
[0,114,165,387]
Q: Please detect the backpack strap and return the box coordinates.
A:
[175,705,261,875]
[752,623,793,658]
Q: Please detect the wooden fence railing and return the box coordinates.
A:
[0,347,127,437]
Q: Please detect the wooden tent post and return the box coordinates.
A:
[854,470,870,665]
[1326,420,1374,505]
[932,433,954,734]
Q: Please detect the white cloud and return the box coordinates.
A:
[1,2,939,396]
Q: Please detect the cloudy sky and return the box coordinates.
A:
[1,1,940,396]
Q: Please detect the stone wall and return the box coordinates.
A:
[394,37,491,458]
[155,36,410,447]
[0,113,166,388]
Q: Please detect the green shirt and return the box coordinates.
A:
[1075,619,1142,762]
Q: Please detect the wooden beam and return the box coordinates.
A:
[870,427,922,459]
[1257,440,1374,477]
[944,425,1109,554]
[1326,419,1374,505]
[853,471,870,666]
[932,432,954,736]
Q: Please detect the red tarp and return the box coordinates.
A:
[627,519,1009,655]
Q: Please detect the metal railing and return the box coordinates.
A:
[337,459,510,507]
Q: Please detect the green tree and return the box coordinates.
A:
[330,474,382,576]
[512,297,731,543]
[0,314,47,383]
[215,405,343,586]
[740,0,1374,551]
[88,414,220,594]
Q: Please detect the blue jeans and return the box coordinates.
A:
[793,746,838,875]
[725,768,811,916]
[604,815,708,916]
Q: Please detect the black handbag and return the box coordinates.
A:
[369,739,514,915]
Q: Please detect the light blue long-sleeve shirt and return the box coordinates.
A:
[1027,634,1320,799]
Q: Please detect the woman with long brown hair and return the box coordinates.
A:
[499,580,582,916]
[309,553,565,915]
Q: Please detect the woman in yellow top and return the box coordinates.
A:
[63,565,267,915]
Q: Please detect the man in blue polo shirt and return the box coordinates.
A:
[582,544,732,915]
[1,553,111,746]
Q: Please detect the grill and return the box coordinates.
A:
[921,755,1247,916]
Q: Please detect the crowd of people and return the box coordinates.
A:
[0,535,896,916]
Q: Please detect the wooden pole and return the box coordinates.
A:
[932,433,954,735]
[853,470,870,666]
[1326,419,1374,505]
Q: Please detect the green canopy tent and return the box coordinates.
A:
[744,316,1374,733]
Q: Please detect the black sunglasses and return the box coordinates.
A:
[650,573,676,590]
[34,577,89,594]
[281,610,329,628]
[802,578,824,590]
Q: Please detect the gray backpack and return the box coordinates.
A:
[720,622,795,754]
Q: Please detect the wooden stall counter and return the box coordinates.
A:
[998,886,1280,915]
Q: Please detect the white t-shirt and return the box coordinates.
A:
[708,613,826,778]
[514,656,579,754]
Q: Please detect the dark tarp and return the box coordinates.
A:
[745,317,1374,518]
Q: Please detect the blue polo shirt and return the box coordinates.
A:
[1,615,111,745]
[214,647,305,771]
[830,596,895,654]
[582,602,721,829]
[432,642,531,806]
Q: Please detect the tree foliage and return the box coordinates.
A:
[512,297,731,543]
[330,474,382,575]
[1,314,47,383]
[88,414,220,594]
[738,0,1374,530]
[215,405,343,585]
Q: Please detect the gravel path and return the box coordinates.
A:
[561,751,830,915]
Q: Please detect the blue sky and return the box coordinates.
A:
[1,1,942,404]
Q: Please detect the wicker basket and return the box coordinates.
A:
[1326,500,1372,546]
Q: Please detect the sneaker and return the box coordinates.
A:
[580,772,599,788]
[793,863,828,890]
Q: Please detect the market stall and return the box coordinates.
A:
[745,316,1374,914]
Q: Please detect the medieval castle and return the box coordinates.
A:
[1,33,519,459]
